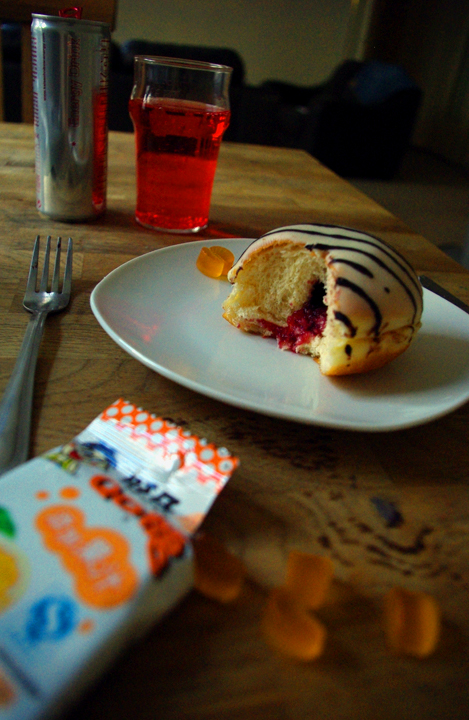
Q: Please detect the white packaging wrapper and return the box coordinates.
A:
[0,399,238,719]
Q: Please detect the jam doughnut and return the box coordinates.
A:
[222,224,423,376]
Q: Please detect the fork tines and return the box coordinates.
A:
[28,235,73,295]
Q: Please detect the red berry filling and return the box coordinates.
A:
[259,282,327,352]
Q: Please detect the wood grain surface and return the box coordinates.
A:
[1,123,469,719]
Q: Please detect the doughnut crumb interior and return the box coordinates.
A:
[222,224,423,376]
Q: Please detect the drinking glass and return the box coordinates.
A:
[129,56,232,233]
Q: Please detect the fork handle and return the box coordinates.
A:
[0,311,47,476]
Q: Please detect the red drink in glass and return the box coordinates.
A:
[129,56,232,233]
[129,97,230,232]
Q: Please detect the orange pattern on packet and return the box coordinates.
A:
[36,505,138,609]
[59,486,80,500]
[100,399,238,490]
[78,618,95,634]
[140,512,186,576]
[90,475,187,577]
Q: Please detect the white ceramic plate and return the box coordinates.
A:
[90,238,469,432]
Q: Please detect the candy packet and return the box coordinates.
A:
[0,399,238,719]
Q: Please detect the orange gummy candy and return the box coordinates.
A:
[193,532,246,603]
[196,246,235,278]
[383,587,441,658]
[262,587,327,661]
[285,551,334,610]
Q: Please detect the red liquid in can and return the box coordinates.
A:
[129,98,230,232]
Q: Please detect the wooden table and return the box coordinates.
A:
[1,122,469,719]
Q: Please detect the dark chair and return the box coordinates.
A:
[260,60,422,179]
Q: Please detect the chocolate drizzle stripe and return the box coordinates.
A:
[306,240,421,301]
[328,258,374,278]
[336,277,382,334]
[262,224,418,279]
[320,247,420,323]
[334,311,357,337]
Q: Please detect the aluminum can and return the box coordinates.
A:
[31,13,110,221]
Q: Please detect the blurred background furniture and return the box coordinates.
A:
[0,25,421,179]
[259,60,422,179]
[0,0,117,123]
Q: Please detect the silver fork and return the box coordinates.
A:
[0,236,73,476]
